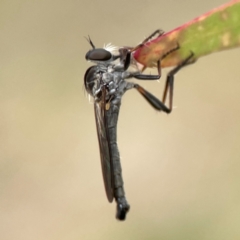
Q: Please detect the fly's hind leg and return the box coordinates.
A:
[162,51,196,112]
[133,52,196,114]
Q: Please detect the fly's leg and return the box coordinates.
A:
[117,29,164,71]
[120,29,164,55]
[162,52,195,112]
[134,83,171,113]
[133,43,180,80]
[130,29,165,52]
[133,52,195,114]
[161,43,180,61]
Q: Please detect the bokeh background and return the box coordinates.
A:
[1,0,240,239]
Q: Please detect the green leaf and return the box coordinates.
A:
[134,0,240,68]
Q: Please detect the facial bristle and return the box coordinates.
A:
[103,43,118,54]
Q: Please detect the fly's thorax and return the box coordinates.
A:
[102,71,113,84]
[108,80,134,106]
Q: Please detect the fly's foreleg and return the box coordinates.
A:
[116,29,165,71]
[130,29,165,52]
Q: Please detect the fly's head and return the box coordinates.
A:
[85,48,113,65]
[84,36,118,101]
[84,36,122,102]
[85,36,117,66]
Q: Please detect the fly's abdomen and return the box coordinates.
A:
[105,102,125,197]
[105,101,130,220]
[106,102,124,197]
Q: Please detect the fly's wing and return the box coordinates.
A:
[94,87,114,202]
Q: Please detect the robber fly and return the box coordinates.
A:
[84,30,194,220]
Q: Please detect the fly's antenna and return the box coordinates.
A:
[85,35,95,49]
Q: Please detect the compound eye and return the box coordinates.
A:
[85,48,112,61]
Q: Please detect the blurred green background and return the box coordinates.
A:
[1,0,240,239]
